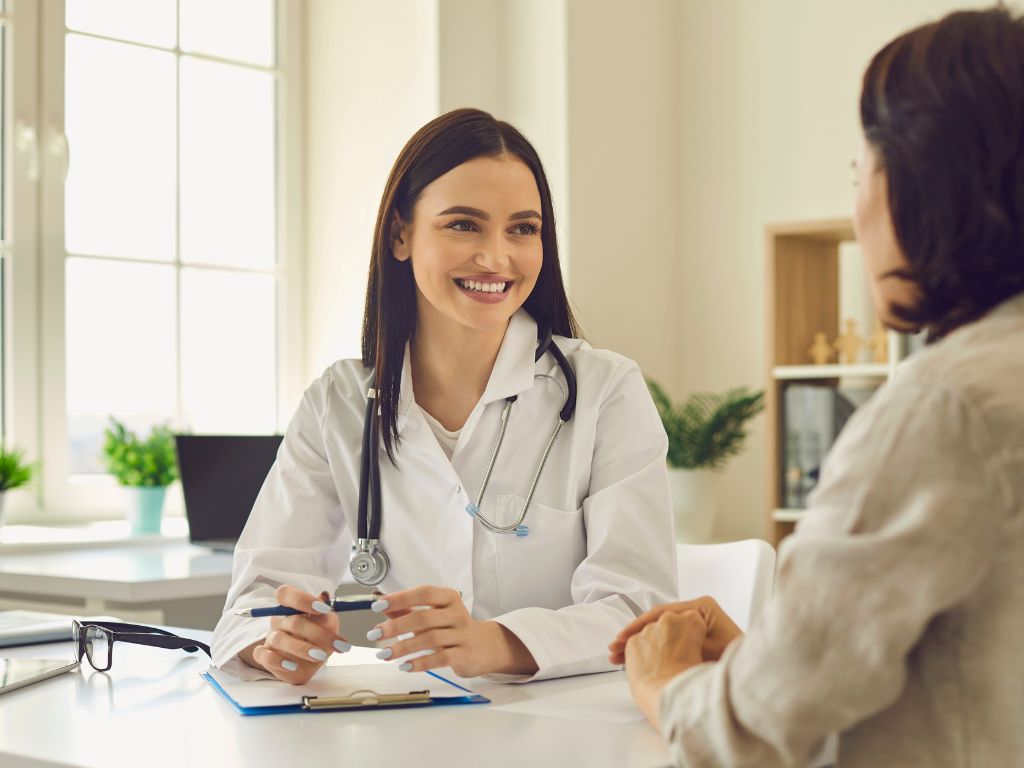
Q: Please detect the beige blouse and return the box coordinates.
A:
[660,292,1024,767]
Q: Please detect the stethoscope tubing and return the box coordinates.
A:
[350,323,577,586]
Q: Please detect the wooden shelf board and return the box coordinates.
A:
[772,509,806,523]
[772,363,890,380]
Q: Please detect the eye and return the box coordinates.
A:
[446,219,478,233]
[510,222,540,236]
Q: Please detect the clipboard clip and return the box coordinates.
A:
[302,688,431,710]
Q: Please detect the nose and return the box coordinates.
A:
[473,230,510,272]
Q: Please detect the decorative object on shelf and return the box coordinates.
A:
[648,381,765,543]
[869,319,889,363]
[832,318,865,364]
[102,418,179,535]
[0,446,35,528]
[808,332,833,365]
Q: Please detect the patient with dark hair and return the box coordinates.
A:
[610,6,1024,766]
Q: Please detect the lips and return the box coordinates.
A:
[453,277,513,305]
[453,277,512,294]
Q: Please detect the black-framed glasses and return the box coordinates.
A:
[72,620,211,672]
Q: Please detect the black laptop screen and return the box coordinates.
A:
[174,434,283,544]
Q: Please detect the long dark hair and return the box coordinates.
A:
[361,108,580,460]
[860,5,1024,339]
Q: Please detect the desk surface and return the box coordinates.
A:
[0,630,671,768]
[0,543,234,602]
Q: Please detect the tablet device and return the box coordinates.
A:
[0,658,80,695]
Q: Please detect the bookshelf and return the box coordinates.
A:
[765,219,911,545]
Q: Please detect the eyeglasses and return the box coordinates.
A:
[72,620,211,672]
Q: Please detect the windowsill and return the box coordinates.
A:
[0,516,190,554]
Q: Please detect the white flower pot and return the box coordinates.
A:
[0,491,6,528]
[667,467,718,543]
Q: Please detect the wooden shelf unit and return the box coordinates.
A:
[765,219,907,546]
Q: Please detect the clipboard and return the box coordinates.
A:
[202,662,489,716]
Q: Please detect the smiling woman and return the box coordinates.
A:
[211,108,678,687]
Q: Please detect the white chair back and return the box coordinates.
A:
[675,539,776,631]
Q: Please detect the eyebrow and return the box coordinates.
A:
[436,206,542,221]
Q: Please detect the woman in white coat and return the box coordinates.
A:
[212,108,678,684]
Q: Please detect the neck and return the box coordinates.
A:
[410,308,509,418]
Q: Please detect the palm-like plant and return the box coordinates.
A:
[648,381,765,470]
[0,447,34,491]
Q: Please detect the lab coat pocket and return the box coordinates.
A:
[494,494,586,612]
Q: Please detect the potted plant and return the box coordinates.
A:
[102,418,179,535]
[648,381,765,542]
[0,446,35,528]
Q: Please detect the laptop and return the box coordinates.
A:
[174,434,283,552]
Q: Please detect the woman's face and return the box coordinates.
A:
[853,139,920,331]
[393,155,544,335]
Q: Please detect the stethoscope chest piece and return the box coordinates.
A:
[350,538,389,586]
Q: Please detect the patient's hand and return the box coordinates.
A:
[608,595,742,666]
[623,609,707,730]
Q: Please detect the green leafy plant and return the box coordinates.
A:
[648,380,765,470]
[102,418,179,487]
[0,446,35,491]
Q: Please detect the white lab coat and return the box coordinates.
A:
[212,310,678,681]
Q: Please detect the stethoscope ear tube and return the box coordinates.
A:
[368,393,383,541]
[547,340,577,422]
[356,388,375,541]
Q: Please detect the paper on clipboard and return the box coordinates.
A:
[205,663,471,710]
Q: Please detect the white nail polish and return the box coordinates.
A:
[334,640,352,653]
[308,648,328,662]
[366,627,383,642]
[312,600,331,614]
[398,662,412,672]
[376,648,393,660]
[370,599,389,613]
[281,660,298,672]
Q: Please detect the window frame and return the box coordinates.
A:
[5,0,305,523]
[3,0,43,523]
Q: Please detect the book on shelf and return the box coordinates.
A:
[782,384,874,509]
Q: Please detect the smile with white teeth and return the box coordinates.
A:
[455,278,509,293]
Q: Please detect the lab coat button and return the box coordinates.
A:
[453,483,461,495]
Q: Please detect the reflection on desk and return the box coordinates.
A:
[0,630,671,768]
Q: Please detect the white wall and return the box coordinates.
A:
[564,0,681,390]
[304,0,438,377]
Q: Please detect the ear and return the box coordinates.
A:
[391,215,411,262]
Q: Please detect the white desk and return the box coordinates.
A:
[0,543,234,627]
[0,630,672,768]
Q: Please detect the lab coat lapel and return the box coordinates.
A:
[452,310,538,459]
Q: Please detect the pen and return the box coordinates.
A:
[233,595,378,618]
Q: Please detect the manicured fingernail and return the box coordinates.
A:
[308,648,328,662]
[281,660,298,671]
[371,599,389,613]
[312,600,331,614]
[398,662,412,672]
[334,639,352,653]
[366,627,383,641]
[376,648,392,660]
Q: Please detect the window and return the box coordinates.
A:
[3,0,304,520]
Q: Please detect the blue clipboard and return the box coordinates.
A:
[202,668,489,716]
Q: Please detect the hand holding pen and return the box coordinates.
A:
[240,585,370,685]
[234,593,380,618]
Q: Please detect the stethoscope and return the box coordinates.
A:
[349,324,578,587]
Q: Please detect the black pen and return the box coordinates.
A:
[233,594,379,618]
